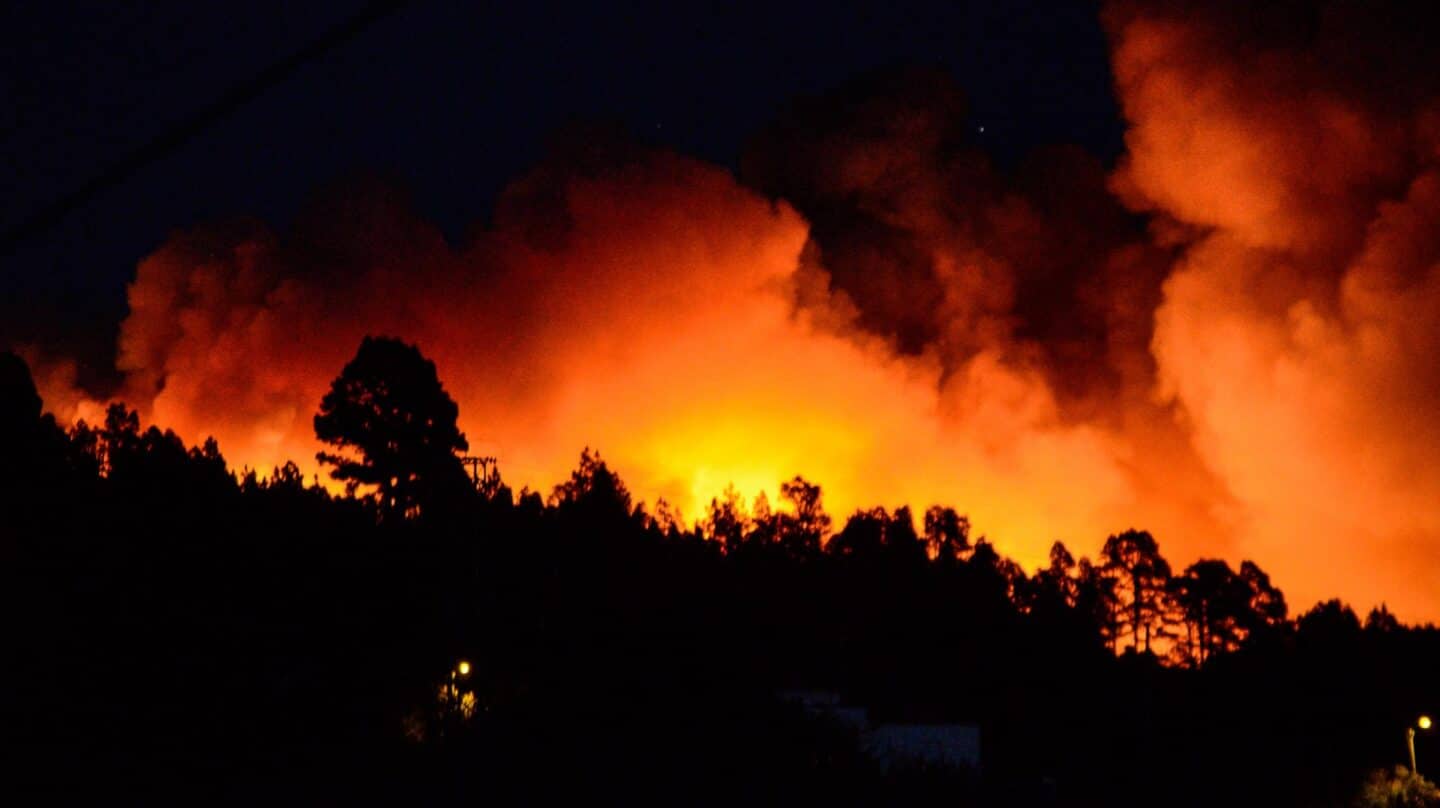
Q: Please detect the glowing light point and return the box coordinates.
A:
[457,660,471,677]
[1420,715,1433,730]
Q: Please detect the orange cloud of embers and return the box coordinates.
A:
[31,1,1440,621]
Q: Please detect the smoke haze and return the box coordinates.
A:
[23,1,1440,620]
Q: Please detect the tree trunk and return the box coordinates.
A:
[1199,601,1208,666]
[1132,575,1142,650]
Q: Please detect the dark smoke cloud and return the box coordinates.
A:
[741,67,1174,422]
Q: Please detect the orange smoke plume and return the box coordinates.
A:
[36,148,1186,587]
[1107,0,1440,619]
[27,3,1440,622]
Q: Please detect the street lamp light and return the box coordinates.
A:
[446,660,473,717]
[1409,715,1432,776]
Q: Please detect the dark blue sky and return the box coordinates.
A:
[1,0,1121,371]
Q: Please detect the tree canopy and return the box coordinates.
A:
[2,343,1433,806]
[314,336,470,518]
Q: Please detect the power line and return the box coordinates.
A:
[0,0,408,258]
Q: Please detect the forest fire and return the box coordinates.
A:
[23,0,1440,624]
[24,1,1440,802]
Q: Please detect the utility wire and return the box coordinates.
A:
[0,0,408,257]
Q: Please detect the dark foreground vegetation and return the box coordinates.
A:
[3,340,1440,806]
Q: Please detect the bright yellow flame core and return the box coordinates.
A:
[456,661,471,676]
[1420,715,1432,730]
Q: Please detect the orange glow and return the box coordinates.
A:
[30,6,1440,627]
[33,156,1171,582]
[1101,0,1440,622]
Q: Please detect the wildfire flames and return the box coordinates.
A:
[24,1,1440,620]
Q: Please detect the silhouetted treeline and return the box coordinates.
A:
[3,344,1439,806]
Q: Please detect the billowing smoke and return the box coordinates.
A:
[740,67,1233,556]
[24,1,1440,620]
[1106,0,1440,619]
[30,143,1165,585]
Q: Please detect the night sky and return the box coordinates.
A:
[2,0,1120,384]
